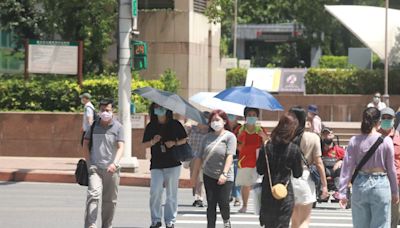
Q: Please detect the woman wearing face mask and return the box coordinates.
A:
[235,107,268,213]
[339,107,399,228]
[191,110,237,228]
[142,103,188,228]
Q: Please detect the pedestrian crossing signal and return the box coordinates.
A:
[131,40,148,70]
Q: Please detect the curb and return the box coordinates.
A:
[0,169,191,188]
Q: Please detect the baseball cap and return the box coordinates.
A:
[321,127,333,134]
[380,107,395,118]
[79,92,92,99]
[307,105,318,114]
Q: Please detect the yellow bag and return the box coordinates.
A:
[271,183,288,200]
[265,142,289,200]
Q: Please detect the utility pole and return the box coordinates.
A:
[233,0,238,59]
[118,0,138,171]
[383,0,390,106]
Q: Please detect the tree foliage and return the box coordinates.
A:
[0,0,46,48]
[0,0,117,74]
[206,0,391,66]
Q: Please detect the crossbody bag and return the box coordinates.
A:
[350,136,384,184]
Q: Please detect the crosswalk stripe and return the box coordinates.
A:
[181,213,352,220]
[176,220,353,227]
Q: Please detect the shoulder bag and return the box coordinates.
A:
[294,133,321,186]
[75,159,89,186]
[171,142,194,162]
[264,143,289,200]
[350,136,384,184]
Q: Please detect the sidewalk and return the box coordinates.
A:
[0,156,191,188]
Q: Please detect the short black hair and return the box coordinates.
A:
[244,107,260,117]
[99,98,114,107]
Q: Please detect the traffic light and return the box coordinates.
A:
[131,40,148,70]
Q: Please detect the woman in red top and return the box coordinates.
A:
[235,107,268,213]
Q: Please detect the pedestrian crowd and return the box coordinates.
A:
[79,91,400,228]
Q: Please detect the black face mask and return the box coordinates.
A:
[323,139,333,145]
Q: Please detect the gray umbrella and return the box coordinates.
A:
[133,87,207,124]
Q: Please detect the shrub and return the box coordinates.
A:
[305,68,400,94]
[319,56,352,69]
[0,74,165,113]
[226,68,247,88]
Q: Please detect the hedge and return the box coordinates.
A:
[226,68,400,94]
[0,73,165,113]
[305,68,400,94]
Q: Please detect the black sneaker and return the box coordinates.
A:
[192,200,204,207]
[223,219,231,228]
[166,224,174,228]
[150,222,162,228]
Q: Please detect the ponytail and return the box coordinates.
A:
[361,107,380,134]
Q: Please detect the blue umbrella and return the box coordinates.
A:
[133,87,207,124]
[214,86,284,111]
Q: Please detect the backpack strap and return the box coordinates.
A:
[88,120,97,153]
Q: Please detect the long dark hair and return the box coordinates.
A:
[361,107,380,134]
[289,106,306,137]
[149,102,173,123]
[271,113,299,145]
[208,109,231,131]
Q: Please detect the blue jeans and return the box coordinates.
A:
[231,159,241,198]
[352,172,391,228]
[150,166,181,225]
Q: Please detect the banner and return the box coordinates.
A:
[279,68,307,92]
[245,68,281,92]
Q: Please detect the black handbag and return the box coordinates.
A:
[75,159,89,186]
[171,143,194,162]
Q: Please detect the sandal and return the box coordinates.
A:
[234,199,241,207]
[238,207,247,213]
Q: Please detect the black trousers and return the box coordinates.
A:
[203,174,233,228]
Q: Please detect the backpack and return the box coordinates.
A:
[85,105,99,124]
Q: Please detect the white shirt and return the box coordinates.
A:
[367,101,386,111]
[82,102,95,131]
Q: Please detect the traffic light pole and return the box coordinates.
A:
[118,0,139,171]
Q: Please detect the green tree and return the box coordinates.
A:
[159,69,180,93]
[206,0,388,66]
[42,0,117,73]
[0,0,46,48]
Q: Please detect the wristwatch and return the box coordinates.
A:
[222,172,228,177]
[113,163,121,169]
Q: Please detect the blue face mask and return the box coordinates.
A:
[381,119,394,130]
[227,114,236,122]
[246,116,258,125]
[154,107,167,116]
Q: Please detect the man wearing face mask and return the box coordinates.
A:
[80,92,95,146]
[235,107,268,213]
[367,92,387,111]
[83,99,124,228]
[378,107,400,228]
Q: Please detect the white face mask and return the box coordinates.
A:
[211,120,224,131]
[373,97,380,103]
[100,111,113,121]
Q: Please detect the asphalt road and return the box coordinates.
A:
[0,182,352,228]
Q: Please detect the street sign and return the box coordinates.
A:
[132,0,138,17]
